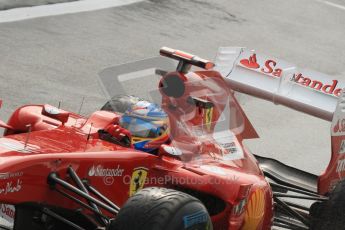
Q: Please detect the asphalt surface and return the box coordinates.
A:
[0,0,76,10]
[0,0,344,177]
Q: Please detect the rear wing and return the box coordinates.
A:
[214,47,345,122]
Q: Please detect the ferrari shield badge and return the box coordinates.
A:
[129,167,148,196]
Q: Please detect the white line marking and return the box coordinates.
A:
[318,0,345,11]
[0,0,144,23]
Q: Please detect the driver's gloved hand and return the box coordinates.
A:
[103,124,132,147]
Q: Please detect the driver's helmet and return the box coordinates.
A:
[119,99,169,153]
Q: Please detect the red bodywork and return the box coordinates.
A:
[0,57,274,230]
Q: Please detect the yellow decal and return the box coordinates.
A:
[129,167,148,196]
[204,107,213,131]
[242,189,265,230]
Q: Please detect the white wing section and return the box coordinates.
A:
[331,90,345,136]
[214,47,345,121]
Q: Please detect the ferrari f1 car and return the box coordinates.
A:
[0,47,344,230]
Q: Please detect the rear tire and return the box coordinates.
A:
[109,187,212,230]
[310,180,345,230]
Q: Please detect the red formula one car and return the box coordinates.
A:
[0,47,344,230]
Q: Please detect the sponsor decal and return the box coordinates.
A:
[333,119,345,135]
[0,204,15,225]
[183,210,209,229]
[240,53,260,69]
[0,171,23,180]
[129,167,148,197]
[0,179,22,195]
[336,159,345,173]
[213,130,244,161]
[88,165,124,186]
[221,141,240,154]
[239,53,342,97]
[242,189,265,230]
[339,140,345,154]
[291,73,342,97]
[239,53,282,78]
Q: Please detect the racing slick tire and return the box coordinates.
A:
[310,180,345,230]
[109,187,213,230]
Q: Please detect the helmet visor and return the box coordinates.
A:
[120,115,167,138]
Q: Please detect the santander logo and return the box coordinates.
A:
[240,53,260,69]
[239,53,342,97]
[239,53,282,78]
[333,119,345,134]
[291,73,342,97]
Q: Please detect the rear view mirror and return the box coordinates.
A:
[0,120,13,130]
[158,144,183,159]
[0,100,13,130]
[41,104,70,125]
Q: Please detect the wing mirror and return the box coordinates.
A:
[41,104,69,125]
[0,100,13,130]
[0,120,13,130]
[158,144,195,161]
[158,144,183,159]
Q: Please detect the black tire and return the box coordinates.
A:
[109,187,212,230]
[310,180,345,230]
